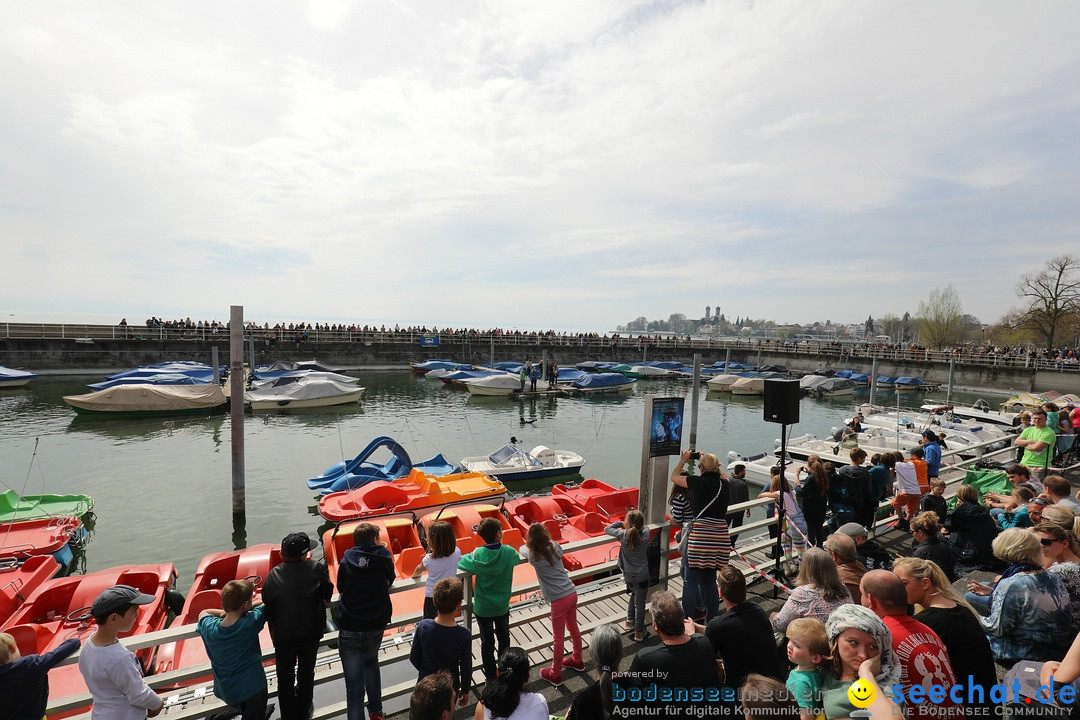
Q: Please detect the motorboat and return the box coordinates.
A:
[599,363,639,378]
[62,384,227,417]
[730,377,766,395]
[248,370,358,388]
[435,369,505,386]
[0,516,85,567]
[463,373,553,396]
[920,401,1019,428]
[725,451,784,487]
[307,436,458,494]
[875,376,898,388]
[2,563,177,715]
[104,362,223,382]
[252,359,347,379]
[460,443,585,482]
[800,374,832,393]
[153,544,286,683]
[810,377,857,397]
[318,469,507,523]
[0,490,94,524]
[245,374,364,410]
[87,374,216,391]
[566,373,635,395]
[706,374,746,392]
[894,376,936,391]
[0,555,60,627]
[0,366,38,388]
[410,359,471,374]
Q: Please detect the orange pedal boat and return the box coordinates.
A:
[318,468,506,523]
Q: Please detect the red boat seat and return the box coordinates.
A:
[542,519,562,541]
[187,589,222,616]
[581,512,607,534]
[6,623,46,653]
[363,484,409,510]
[457,537,477,554]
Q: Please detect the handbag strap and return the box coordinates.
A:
[690,478,724,521]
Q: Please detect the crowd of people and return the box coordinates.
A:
[5,419,1080,719]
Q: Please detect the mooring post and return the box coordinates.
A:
[688,354,701,451]
[211,347,220,384]
[947,357,956,404]
[230,305,245,517]
[869,355,879,406]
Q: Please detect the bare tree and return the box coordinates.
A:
[915,285,966,349]
[1014,255,1080,348]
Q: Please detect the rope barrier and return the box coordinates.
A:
[731,546,792,594]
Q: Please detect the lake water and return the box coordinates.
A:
[0,372,992,586]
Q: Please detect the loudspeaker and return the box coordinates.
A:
[764,379,800,425]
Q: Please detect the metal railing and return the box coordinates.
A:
[4,322,1078,373]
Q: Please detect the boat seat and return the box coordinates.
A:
[6,623,45,653]
[396,546,425,577]
[581,511,607,534]
[542,519,562,542]
[363,485,408,509]
[391,538,403,555]
[188,589,222,615]
[501,528,524,549]
[457,537,477,554]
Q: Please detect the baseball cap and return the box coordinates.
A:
[92,584,156,619]
[836,522,869,540]
[281,532,318,558]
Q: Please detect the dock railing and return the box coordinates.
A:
[43,438,1016,719]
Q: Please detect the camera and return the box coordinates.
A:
[689,451,701,460]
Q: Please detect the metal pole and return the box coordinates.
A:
[230,305,245,517]
[689,354,701,452]
[756,345,762,369]
[490,335,495,367]
[946,357,955,404]
[211,347,220,384]
[724,347,731,371]
[869,355,878,406]
[248,337,255,375]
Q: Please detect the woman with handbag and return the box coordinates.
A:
[671,449,730,622]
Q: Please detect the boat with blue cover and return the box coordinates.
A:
[105,361,224,381]
[307,436,458,494]
[87,373,213,391]
[876,375,898,388]
[0,366,37,388]
[410,359,471,374]
[567,373,636,394]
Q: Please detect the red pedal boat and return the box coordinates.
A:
[318,469,506,523]
[0,555,61,628]
[3,563,177,718]
[0,516,83,567]
[153,544,286,684]
[419,503,539,603]
[551,478,638,520]
[503,495,618,577]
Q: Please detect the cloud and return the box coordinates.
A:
[1,1,1079,331]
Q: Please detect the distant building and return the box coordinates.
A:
[705,305,711,320]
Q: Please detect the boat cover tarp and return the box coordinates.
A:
[572,373,634,388]
[0,366,37,381]
[815,378,857,393]
[88,374,213,391]
[63,384,226,412]
[246,376,361,404]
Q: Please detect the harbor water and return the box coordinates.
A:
[0,372,998,585]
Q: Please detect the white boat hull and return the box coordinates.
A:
[247,388,364,410]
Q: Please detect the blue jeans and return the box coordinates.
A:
[338,629,384,720]
[626,580,648,634]
[476,612,510,681]
[965,586,995,614]
[682,567,719,622]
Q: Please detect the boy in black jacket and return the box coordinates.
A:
[335,523,395,720]
[263,532,332,720]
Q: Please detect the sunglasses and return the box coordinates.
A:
[1040,538,1060,547]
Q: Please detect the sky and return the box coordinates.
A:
[2,1,1079,332]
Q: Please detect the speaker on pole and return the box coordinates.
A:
[764,379,800,425]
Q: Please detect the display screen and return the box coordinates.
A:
[649,397,684,457]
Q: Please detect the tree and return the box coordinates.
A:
[667,313,688,334]
[915,285,966,349]
[864,315,875,338]
[1013,254,1080,349]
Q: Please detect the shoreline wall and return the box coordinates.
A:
[2,337,1073,394]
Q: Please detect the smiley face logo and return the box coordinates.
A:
[847,678,876,708]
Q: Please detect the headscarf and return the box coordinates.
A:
[825,604,902,688]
